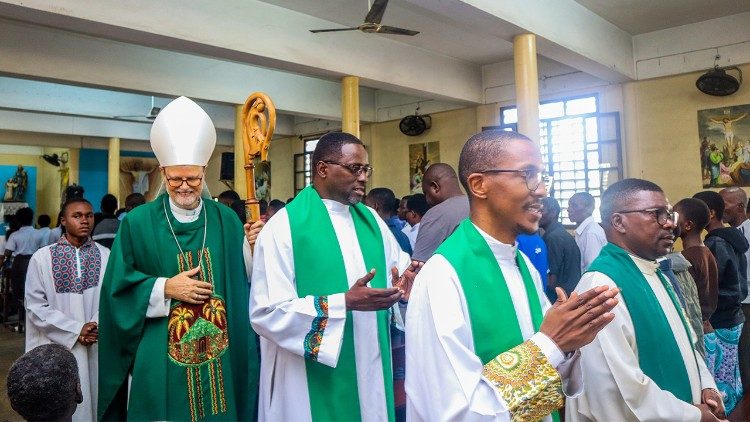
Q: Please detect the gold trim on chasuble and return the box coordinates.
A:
[167,248,229,421]
[482,340,564,422]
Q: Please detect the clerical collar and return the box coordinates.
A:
[628,252,659,275]
[321,198,349,214]
[169,197,203,223]
[472,222,517,262]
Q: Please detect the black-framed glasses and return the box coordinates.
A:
[165,175,204,188]
[615,207,679,227]
[322,161,373,177]
[477,169,552,192]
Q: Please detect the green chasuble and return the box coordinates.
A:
[436,220,563,422]
[98,194,259,421]
[587,243,693,403]
[286,186,395,422]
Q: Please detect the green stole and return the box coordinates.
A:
[98,194,258,421]
[436,219,559,421]
[286,186,395,421]
[587,243,693,402]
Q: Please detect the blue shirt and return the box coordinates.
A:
[387,216,413,255]
[517,232,549,291]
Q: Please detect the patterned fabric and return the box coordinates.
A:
[304,296,329,361]
[704,323,743,414]
[50,236,101,294]
[482,340,563,422]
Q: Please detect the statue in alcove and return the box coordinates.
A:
[3,177,17,202]
[12,165,27,202]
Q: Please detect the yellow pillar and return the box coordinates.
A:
[107,137,120,203]
[234,104,247,199]
[513,34,541,146]
[341,76,360,138]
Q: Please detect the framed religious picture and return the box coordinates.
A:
[409,142,439,194]
[698,104,750,187]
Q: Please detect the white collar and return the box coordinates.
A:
[472,222,518,262]
[321,198,350,215]
[629,252,659,275]
[575,215,596,235]
[739,219,750,230]
[169,197,203,217]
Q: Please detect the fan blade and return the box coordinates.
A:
[310,27,360,33]
[364,0,389,24]
[377,25,419,36]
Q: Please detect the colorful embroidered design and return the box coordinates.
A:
[50,237,101,294]
[169,248,228,422]
[482,340,564,422]
[304,296,329,361]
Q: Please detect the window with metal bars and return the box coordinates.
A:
[486,95,623,226]
[293,138,319,195]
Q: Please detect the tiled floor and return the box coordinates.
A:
[0,328,24,422]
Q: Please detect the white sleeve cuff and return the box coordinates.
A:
[530,332,566,368]
[315,293,347,367]
[146,277,172,318]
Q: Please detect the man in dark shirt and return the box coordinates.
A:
[365,187,413,254]
[540,196,581,298]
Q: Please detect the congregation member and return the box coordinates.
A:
[540,196,581,296]
[217,189,240,207]
[719,186,750,390]
[25,198,107,421]
[675,197,719,358]
[92,193,120,249]
[403,193,428,250]
[1,206,38,331]
[412,163,469,262]
[250,132,419,421]
[34,214,51,248]
[7,344,83,422]
[406,130,620,421]
[397,195,411,230]
[366,187,413,254]
[98,96,260,421]
[266,198,285,220]
[567,179,723,422]
[568,192,607,271]
[517,231,549,292]
[694,190,747,413]
[662,250,707,358]
[117,192,146,221]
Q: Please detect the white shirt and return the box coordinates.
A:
[5,226,39,256]
[405,224,582,422]
[574,216,607,272]
[566,253,716,422]
[402,222,420,250]
[35,227,51,249]
[738,219,750,303]
[250,199,410,421]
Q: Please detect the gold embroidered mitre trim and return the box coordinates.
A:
[482,340,564,422]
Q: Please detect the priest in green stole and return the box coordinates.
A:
[98,97,259,421]
[566,178,725,422]
[250,132,418,421]
[406,130,621,422]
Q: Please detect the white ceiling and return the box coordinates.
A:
[575,0,750,35]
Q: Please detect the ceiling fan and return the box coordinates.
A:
[310,0,419,36]
[113,96,161,121]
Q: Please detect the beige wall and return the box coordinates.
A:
[623,64,750,201]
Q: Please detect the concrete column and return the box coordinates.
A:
[341,76,360,138]
[107,137,120,202]
[234,104,246,198]
[513,34,541,146]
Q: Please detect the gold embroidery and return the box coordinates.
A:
[482,340,564,422]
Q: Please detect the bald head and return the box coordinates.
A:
[720,187,749,227]
[422,163,464,206]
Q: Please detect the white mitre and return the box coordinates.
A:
[150,96,216,167]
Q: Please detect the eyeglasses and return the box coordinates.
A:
[615,207,679,227]
[477,169,552,192]
[322,161,373,177]
[165,175,203,188]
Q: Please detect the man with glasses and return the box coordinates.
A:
[98,97,260,421]
[567,179,724,422]
[250,131,419,421]
[694,190,747,415]
[407,130,620,421]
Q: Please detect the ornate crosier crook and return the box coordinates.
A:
[241,92,276,223]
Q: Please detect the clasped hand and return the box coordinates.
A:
[78,322,98,347]
[164,267,213,304]
[345,261,422,311]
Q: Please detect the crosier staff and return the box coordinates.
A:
[241,92,276,224]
